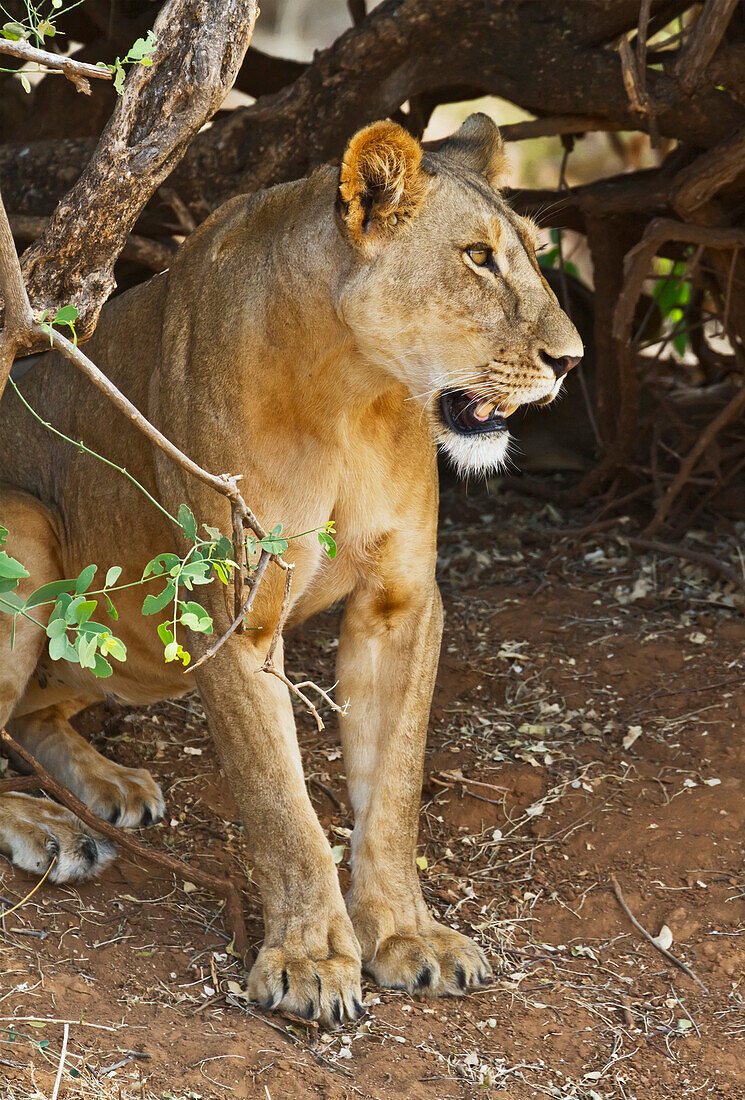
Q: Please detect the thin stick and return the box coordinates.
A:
[0,39,112,94]
[0,855,57,920]
[50,1023,69,1100]
[0,729,249,959]
[189,550,271,672]
[610,874,708,992]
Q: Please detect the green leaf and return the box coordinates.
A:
[25,578,76,608]
[157,622,174,646]
[20,72,31,94]
[49,632,77,662]
[180,560,211,586]
[318,531,337,559]
[0,552,29,580]
[143,553,180,578]
[112,61,126,93]
[100,634,126,661]
[270,523,283,537]
[126,30,156,61]
[73,599,97,625]
[104,565,122,588]
[92,653,113,678]
[53,305,78,324]
[179,601,213,634]
[45,617,68,639]
[260,536,288,555]
[142,580,176,615]
[177,504,198,542]
[0,525,8,546]
[0,577,20,594]
[202,525,221,540]
[164,640,178,662]
[2,21,28,40]
[36,18,55,37]
[76,632,98,669]
[105,593,118,621]
[75,564,97,593]
[0,591,24,613]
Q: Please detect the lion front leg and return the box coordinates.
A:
[338,576,492,997]
[194,628,362,1028]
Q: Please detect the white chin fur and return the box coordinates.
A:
[437,428,511,477]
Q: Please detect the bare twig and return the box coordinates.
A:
[0,728,249,959]
[50,1023,69,1100]
[610,874,708,992]
[189,550,272,673]
[0,38,112,95]
[262,665,346,732]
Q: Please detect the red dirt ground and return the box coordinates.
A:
[1,482,744,1099]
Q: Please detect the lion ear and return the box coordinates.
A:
[339,121,430,250]
[438,113,506,189]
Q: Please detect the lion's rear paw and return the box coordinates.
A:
[248,919,363,1028]
[73,763,164,829]
[0,794,116,883]
[365,923,492,996]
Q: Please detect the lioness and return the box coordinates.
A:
[0,115,581,1025]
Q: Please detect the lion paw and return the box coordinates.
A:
[248,922,363,1029]
[365,922,492,996]
[70,760,165,829]
[0,793,116,883]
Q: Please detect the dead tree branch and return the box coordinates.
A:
[12,0,258,343]
[674,0,740,96]
[0,38,113,95]
[9,214,174,273]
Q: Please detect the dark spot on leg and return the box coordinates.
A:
[79,834,98,867]
[353,997,365,1019]
[140,806,153,828]
[415,965,432,989]
[315,973,322,998]
[281,969,289,998]
[331,997,342,1026]
[454,963,467,991]
[303,999,315,1020]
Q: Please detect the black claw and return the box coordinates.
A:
[331,997,342,1026]
[140,806,153,828]
[80,834,98,867]
[415,965,433,990]
[454,963,467,991]
[353,997,365,1019]
[107,806,120,825]
[281,969,290,998]
[303,999,315,1020]
[45,835,60,859]
[260,997,275,1011]
[315,973,322,997]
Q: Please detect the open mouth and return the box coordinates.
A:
[440,390,519,437]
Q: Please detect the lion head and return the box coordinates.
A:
[337,113,583,475]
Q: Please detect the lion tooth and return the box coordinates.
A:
[498,403,520,418]
[473,398,497,420]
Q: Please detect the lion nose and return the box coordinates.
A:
[539,351,581,379]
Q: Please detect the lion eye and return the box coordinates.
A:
[466,245,492,267]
